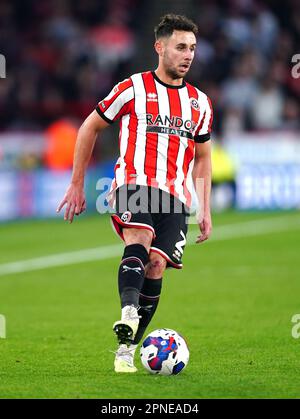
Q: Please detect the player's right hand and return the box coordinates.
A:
[56,183,86,223]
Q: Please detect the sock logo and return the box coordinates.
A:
[122,265,142,275]
[140,304,153,313]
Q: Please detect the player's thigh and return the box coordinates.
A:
[111,185,155,246]
[123,227,152,251]
[151,212,189,269]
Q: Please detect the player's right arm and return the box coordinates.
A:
[56,111,109,223]
[57,77,133,223]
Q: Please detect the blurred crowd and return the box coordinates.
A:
[189,0,300,134]
[0,0,140,131]
[0,0,299,135]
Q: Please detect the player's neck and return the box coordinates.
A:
[154,68,184,87]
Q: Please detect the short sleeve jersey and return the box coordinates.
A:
[96,71,213,207]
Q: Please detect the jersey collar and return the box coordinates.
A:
[152,71,186,89]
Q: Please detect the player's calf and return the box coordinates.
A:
[114,244,149,345]
[118,243,149,309]
[133,277,163,345]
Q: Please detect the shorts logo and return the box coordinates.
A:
[190,98,200,111]
[173,249,182,260]
[121,211,132,223]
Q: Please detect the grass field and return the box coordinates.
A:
[0,210,300,399]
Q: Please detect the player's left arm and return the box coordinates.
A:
[192,140,212,243]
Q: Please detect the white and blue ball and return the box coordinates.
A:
[140,328,189,375]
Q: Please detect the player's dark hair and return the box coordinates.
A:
[154,14,198,40]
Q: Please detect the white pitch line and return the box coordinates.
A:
[0,244,123,276]
[0,213,299,277]
[189,213,300,242]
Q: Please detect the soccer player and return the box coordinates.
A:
[57,14,213,373]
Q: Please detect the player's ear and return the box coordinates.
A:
[154,40,164,57]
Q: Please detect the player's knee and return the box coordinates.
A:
[146,253,167,278]
[123,228,152,251]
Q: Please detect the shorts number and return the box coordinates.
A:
[175,230,186,256]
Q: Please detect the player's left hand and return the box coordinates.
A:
[196,213,212,243]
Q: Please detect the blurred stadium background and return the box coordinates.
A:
[1,0,300,399]
[0,0,299,219]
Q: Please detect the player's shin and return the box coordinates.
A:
[133,277,162,344]
[118,244,149,308]
[114,244,149,346]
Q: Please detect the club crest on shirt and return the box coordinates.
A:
[121,211,132,223]
[190,98,200,111]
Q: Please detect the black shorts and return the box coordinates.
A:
[111,185,190,269]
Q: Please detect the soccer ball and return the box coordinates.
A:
[140,328,189,375]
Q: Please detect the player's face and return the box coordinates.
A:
[158,30,197,79]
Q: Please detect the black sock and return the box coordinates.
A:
[118,244,149,308]
[133,277,162,344]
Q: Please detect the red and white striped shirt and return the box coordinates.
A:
[96,71,213,207]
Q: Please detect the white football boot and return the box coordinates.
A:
[114,343,138,373]
[113,305,140,345]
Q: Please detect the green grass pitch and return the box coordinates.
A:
[0,210,300,399]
